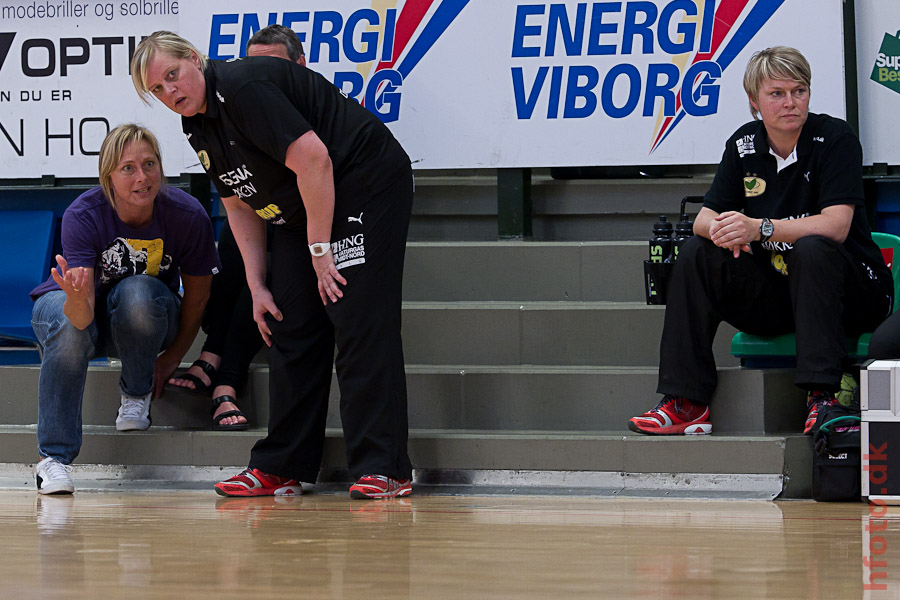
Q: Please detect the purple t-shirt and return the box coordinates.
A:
[30,186,221,299]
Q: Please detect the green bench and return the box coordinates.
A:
[731,232,900,368]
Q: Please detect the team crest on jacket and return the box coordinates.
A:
[744,176,766,197]
[197,150,211,171]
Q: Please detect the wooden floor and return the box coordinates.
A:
[1,491,899,599]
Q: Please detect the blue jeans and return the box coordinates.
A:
[31,276,180,464]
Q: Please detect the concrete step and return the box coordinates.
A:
[410,170,712,242]
[150,300,739,371]
[37,242,700,370]
[0,426,812,498]
[2,301,740,371]
[401,301,738,367]
[403,241,647,302]
[177,299,718,370]
[0,364,805,435]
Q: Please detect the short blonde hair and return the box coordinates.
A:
[131,30,208,104]
[98,124,165,209]
[743,46,811,119]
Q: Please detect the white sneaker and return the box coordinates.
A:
[116,393,151,431]
[35,457,75,495]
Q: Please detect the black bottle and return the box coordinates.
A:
[649,215,673,263]
[671,215,694,261]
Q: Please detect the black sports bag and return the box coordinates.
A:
[812,402,862,502]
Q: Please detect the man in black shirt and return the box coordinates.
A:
[246,24,307,65]
[132,31,414,499]
[629,46,893,436]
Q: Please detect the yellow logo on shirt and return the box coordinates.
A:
[744,177,766,197]
[255,204,283,220]
[771,251,788,276]
[197,150,211,171]
[125,238,165,276]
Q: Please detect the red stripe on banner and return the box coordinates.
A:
[652,0,751,151]
[375,0,436,72]
[703,0,751,62]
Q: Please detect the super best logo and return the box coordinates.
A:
[509,0,788,154]
[871,30,900,94]
[206,0,470,124]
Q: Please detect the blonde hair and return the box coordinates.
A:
[743,46,811,119]
[131,30,208,104]
[98,124,165,209]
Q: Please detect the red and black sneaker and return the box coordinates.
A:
[804,390,838,435]
[214,468,302,497]
[349,474,412,499]
[628,395,712,435]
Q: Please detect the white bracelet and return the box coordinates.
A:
[309,242,331,257]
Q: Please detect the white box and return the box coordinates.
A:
[860,360,900,504]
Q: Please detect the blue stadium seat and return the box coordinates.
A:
[0,210,56,342]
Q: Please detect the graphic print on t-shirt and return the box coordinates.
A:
[100,237,171,284]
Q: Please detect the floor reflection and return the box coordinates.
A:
[1,492,898,599]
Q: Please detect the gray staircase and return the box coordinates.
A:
[410,169,713,241]
[0,174,815,498]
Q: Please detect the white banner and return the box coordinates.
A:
[855,0,900,166]
[0,0,848,176]
[0,1,188,177]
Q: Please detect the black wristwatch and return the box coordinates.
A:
[759,218,774,243]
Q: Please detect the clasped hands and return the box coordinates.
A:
[709,211,760,258]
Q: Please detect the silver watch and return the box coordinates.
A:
[759,218,774,243]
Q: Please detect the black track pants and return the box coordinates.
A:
[657,235,892,404]
[201,219,267,392]
[248,170,414,482]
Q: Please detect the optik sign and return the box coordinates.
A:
[204,0,470,123]
[510,0,788,153]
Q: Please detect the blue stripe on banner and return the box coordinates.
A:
[656,111,686,149]
[699,0,715,54]
[395,0,471,78]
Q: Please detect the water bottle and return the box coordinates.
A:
[649,215,673,263]
[671,215,694,262]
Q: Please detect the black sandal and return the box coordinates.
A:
[211,395,250,431]
[166,359,217,396]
